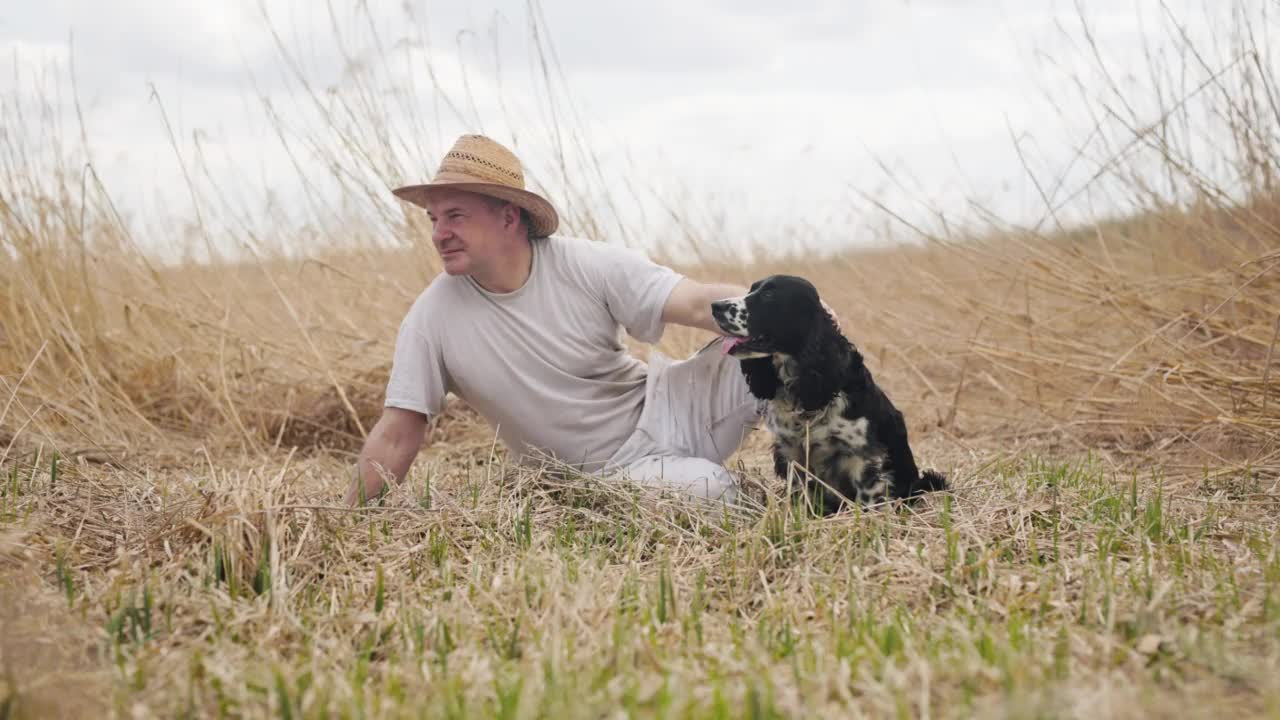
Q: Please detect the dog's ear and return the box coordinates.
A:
[740,356,779,400]
[790,311,854,412]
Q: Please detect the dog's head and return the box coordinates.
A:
[711,275,826,358]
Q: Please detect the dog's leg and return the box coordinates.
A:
[879,408,944,500]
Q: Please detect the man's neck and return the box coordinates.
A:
[472,238,534,294]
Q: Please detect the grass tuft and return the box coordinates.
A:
[2,1,1279,717]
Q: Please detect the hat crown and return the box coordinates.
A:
[436,135,526,189]
[392,133,559,238]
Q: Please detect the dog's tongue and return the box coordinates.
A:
[722,336,747,354]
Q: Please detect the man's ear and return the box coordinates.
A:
[503,202,522,230]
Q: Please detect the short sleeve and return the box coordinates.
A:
[587,242,685,343]
[383,294,450,416]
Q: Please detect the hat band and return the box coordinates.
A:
[438,150,524,187]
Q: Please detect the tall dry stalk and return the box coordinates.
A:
[2,2,1280,718]
[1,0,1277,476]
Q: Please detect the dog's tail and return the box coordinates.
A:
[916,469,948,494]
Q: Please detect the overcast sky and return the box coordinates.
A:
[1,0,1261,260]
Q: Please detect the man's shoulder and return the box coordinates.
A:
[413,270,465,304]
[541,233,600,259]
[542,233,663,269]
[400,271,466,333]
[535,234,601,280]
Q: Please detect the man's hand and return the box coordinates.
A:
[662,278,843,335]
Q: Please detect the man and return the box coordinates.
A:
[343,134,762,508]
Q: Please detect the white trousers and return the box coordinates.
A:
[604,341,763,505]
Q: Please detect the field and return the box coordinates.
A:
[3,3,1280,718]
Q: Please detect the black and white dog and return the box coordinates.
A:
[712,275,946,514]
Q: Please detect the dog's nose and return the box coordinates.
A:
[710,300,728,316]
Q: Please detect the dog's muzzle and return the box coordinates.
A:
[711,297,770,357]
[711,297,749,337]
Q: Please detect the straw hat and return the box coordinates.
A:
[391,134,559,238]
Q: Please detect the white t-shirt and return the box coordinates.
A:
[384,234,686,471]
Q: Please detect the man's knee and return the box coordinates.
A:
[679,461,738,504]
[616,455,739,505]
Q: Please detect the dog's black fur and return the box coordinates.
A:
[711,275,946,514]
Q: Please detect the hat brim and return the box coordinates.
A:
[391,181,559,238]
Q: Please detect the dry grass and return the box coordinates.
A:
[2,1,1279,717]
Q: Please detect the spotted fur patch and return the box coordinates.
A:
[713,296,750,337]
[725,274,948,514]
[763,359,892,508]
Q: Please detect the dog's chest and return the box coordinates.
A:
[764,361,871,464]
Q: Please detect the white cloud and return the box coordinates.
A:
[0,0,1266,261]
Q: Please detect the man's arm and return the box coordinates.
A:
[344,407,429,507]
[660,277,844,335]
[660,278,748,334]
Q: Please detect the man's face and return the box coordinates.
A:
[423,189,515,276]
